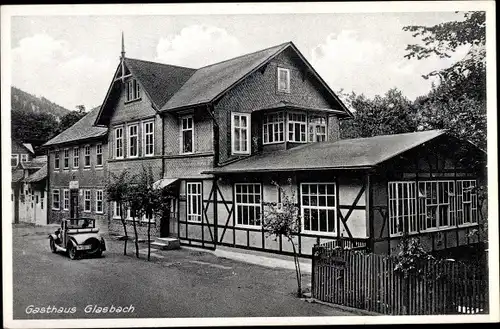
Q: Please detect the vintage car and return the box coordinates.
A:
[48,218,106,260]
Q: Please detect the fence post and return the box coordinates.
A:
[312,246,317,298]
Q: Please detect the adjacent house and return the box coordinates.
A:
[11,155,48,225]
[11,140,34,167]
[42,107,109,232]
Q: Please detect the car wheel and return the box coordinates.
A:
[94,248,103,258]
[49,238,57,253]
[68,244,78,260]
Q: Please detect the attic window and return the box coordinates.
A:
[126,79,141,102]
[277,67,290,93]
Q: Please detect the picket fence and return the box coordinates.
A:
[311,246,488,315]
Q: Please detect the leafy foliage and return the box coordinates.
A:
[394,237,436,279]
[11,109,61,148]
[58,107,87,134]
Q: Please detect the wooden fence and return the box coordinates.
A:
[312,246,489,315]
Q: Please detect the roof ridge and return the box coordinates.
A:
[125,57,196,71]
[194,41,291,70]
[339,129,445,143]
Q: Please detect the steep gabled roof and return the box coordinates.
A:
[161,42,290,112]
[43,107,107,147]
[19,156,47,170]
[204,130,449,174]
[25,164,47,183]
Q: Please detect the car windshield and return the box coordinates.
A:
[67,218,94,229]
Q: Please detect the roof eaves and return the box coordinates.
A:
[94,63,122,126]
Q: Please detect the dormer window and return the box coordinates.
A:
[126,79,141,102]
[277,67,290,93]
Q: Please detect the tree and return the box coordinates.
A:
[403,11,486,150]
[340,88,419,139]
[11,109,60,148]
[105,170,132,255]
[263,179,303,297]
[57,106,87,134]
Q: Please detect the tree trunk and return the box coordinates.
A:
[132,210,139,258]
[289,237,302,297]
[120,204,128,255]
[147,213,151,261]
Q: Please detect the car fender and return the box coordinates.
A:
[48,234,58,240]
[68,233,101,245]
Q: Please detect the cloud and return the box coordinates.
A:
[12,34,114,111]
[155,25,243,68]
[311,30,470,100]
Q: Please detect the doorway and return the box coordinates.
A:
[70,189,79,218]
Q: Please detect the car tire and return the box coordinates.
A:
[49,238,57,253]
[95,247,103,258]
[68,244,78,260]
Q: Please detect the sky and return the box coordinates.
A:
[8,5,472,111]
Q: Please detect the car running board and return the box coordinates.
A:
[54,244,67,253]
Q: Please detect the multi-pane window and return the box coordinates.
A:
[143,121,154,156]
[63,149,70,169]
[277,67,290,93]
[63,189,70,210]
[11,154,19,167]
[263,112,284,144]
[113,202,122,219]
[126,79,141,102]
[418,181,455,231]
[128,124,138,157]
[83,190,92,213]
[95,190,103,214]
[309,115,327,142]
[235,183,262,227]
[180,116,194,154]
[301,183,336,234]
[84,145,91,167]
[231,112,251,154]
[73,147,79,168]
[21,154,29,162]
[388,182,418,235]
[52,189,60,210]
[96,144,103,166]
[288,112,307,143]
[54,151,60,170]
[115,127,124,159]
[457,180,478,225]
[186,182,202,222]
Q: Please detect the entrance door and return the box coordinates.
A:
[160,198,177,237]
[70,189,79,218]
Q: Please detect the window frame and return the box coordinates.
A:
[113,201,122,219]
[11,154,19,167]
[262,111,285,145]
[180,115,194,155]
[73,147,79,169]
[308,115,328,142]
[63,189,70,211]
[95,190,104,214]
[456,179,478,226]
[277,67,291,93]
[388,181,418,237]
[126,79,141,102]
[21,154,29,163]
[127,123,139,158]
[96,143,103,167]
[143,120,155,157]
[186,182,202,222]
[231,112,251,155]
[83,189,92,213]
[83,145,91,168]
[114,126,124,159]
[54,150,60,170]
[418,180,455,232]
[52,189,60,210]
[63,148,70,169]
[287,112,307,143]
[300,182,337,235]
[234,183,262,228]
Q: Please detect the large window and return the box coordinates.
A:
[301,183,336,234]
[388,182,417,236]
[231,112,251,154]
[457,180,478,226]
[180,116,194,154]
[128,124,138,158]
[84,145,91,167]
[115,127,124,159]
[288,112,307,143]
[83,190,92,213]
[263,112,284,144]
[277,67,290,93]
[113,202,122,219]
[73,147,79,169]
[126,79,141,102]
[235,183,262,227]
[95,190,103,214]
[388,179,477,237]
[143,121,154,156]
[96,144,103,167]
[186,182,202,222]
[52,189,60,210]
[63,149,70,169]
[309,115,327,142]
[54,151,60,170]
[63,189,70,211]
